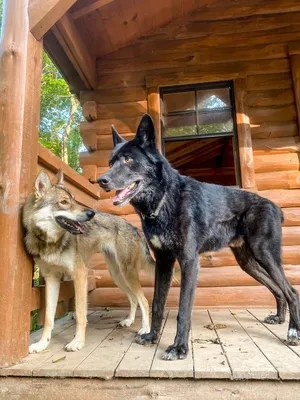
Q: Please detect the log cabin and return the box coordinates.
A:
[2,0,300,368]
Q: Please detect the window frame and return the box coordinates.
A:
[160,81,242,188]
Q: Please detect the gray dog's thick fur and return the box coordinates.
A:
[23,169,154,353]
[98,114,300,361]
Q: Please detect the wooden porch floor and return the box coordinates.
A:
[1,308,300,380]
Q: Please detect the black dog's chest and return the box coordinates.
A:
[142,219,175,251]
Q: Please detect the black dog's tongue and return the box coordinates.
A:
[112,183,135,204]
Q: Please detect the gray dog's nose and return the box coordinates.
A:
[98,176,111,186]
[85,209,95,220]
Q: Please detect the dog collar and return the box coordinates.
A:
[141,192,167,220]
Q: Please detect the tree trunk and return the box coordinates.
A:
[62,94,78,165]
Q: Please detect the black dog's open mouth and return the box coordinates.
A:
[55,216,86,235]
[111,181,141,206]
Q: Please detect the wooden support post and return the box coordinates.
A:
[0,0,43,367]
[147,86,162,152]
[234,78,256,190]
[288,44,300,135]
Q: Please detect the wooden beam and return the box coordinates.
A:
[71,0,115,20]
[38,144,100,199]
[0,0,43,367]
[234,78,256,190]
[54,13,97,88]
[29,0,77,40]
[289,44,300,135]
[82,101,98,122]
[147,87,162,151]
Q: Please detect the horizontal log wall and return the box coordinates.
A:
[79,7,300,308]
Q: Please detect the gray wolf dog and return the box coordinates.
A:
[23,169,154,353]
[98,113,300,361]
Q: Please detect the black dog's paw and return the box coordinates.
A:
[264,314,284,325]
[162,344,188,361]
[135,332,158,346]
[287,328,300,346]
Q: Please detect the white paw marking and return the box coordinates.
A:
[288,328,298,338]
[29,340,49,354]
[118,318,134,328]
[64,338,85,352]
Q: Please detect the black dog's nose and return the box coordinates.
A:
[98,176,111,186]
[85,209,95,220]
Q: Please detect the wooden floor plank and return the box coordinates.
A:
[0,324,77,377]
[233,309,300,380]
[249,309,300,358]
[3,308,300,380]
[191,310,231,379]
[74,312,141,379]
[150,310,194,378]
[115,312,158,378]
[32,311,125,377]
[30,312,78,344]
[209,310,277,380]
[0,311,104,377]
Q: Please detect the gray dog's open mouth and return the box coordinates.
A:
[55,216,86,235]
[112,181,141,206]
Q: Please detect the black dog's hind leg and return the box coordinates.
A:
[249,242,300,345]
[230,242,287,324]
[136,251,175,345]
[162,255,199,361]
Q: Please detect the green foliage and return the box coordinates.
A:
[0,1,83,172]
[40,52,84,172]
[0,0,3,37]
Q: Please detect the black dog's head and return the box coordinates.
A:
[98,114,162,206]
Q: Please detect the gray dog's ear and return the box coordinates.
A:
[112,125,127,147]
[55,168,64,185]
[135,114,156,148]
[34,170,52,199]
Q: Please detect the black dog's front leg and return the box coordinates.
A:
[162,257,199,360]
[136,251,175,345]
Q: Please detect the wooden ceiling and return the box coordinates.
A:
[68,0,300,60]
[43,0,300,93]
[69,0,212,58]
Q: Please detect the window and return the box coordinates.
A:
[160,82,241,187]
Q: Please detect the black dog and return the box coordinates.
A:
[98,114,300,360]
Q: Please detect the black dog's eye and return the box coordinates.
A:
[124,156,132,164]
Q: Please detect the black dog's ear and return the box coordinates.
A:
[135,114,156,148]
[112,125,127,147]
